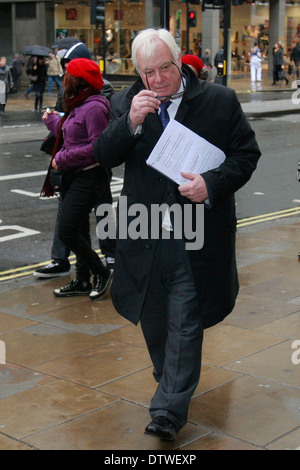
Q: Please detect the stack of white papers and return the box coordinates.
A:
[146,119,226,185]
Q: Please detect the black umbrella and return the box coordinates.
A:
[21,45,52,57]
[52,38,82,49]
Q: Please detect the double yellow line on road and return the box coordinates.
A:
[1,207,300,282]
[237,206,300,227]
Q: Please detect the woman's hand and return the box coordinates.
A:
[42,109,51,121]
[42,109,60,121]
[51,158,58,170]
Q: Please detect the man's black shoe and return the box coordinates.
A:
[145,416,177,441]
[89,269,113,300]
[54,278,92,297]
[34,260,70,278]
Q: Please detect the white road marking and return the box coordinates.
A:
[0,170,47,181]
[0,225,40,242]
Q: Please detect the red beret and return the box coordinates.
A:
[182,55,204,77]
[66,58,104,90]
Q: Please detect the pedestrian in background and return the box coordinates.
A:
[25,56,48,111]
[12,53,24,92]
[41,58,112,300]
[201,48,212,80]
[290,42,300,78]
[214,46,224,76]
[24,56,37,99]
[271,42,289,86]
[250,42,262,82]
[0,56,13,115]
[202,48,212,68]
[47,51,62,94]
[94,27,261,441]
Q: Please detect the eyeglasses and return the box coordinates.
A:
[145,61,186,102]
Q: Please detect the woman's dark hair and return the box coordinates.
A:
[63,72,97,107]
[62,72,100,112]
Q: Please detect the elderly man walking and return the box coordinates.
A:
[94,28,261,441]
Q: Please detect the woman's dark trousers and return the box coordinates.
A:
[58,166,109,281]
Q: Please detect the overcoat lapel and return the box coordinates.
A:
[174,99,190,124]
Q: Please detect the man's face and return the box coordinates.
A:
[137,40,182,98]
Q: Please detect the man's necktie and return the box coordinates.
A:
[159,101,171,130]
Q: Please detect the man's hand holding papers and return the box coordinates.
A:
[178,172,209,203]
[146,119,226,203]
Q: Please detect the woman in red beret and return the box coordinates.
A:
[181,54,209,81]
[41,58,112,299]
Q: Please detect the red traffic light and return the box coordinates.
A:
[188,10,197,27]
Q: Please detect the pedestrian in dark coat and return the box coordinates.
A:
[12,53,24,91]
[214,47,224,75]
[94,28,261,441]
[271,42,289,85]
[27,56,48,112]
[290,42,300,78]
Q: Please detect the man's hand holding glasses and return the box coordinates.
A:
[129,89,161,133]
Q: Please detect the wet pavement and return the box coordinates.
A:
[0,72,300,451]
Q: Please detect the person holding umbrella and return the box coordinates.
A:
[24,56,37,99]
[27,56,48,112]
[21,45,51,104]
[21,44,52,57]
[12,53,24,92]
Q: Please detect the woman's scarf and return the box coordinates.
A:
[40,87,99,197]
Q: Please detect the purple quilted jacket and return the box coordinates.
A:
[44,94,110,170]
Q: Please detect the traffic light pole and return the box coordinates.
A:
[202,0,231,87]
[186,1,190,53]
[102,24,106,75]
[160,0,170,30]
[90,0,106,76]
[222,0,231,86]
[186,2,197,53]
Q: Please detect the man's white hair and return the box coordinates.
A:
[131,28,181,73]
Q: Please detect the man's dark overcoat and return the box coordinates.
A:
[94,65,261,329]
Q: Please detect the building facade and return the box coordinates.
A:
[0,0,300,80]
